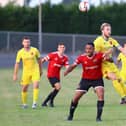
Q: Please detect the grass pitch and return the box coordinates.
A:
[0,68,126,126]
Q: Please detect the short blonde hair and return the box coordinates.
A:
[100,23,111,31]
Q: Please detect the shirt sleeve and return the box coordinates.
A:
[43,53,53,61]
[112,39,121,49]
[94,39,101,52]
[16,51,21,63]
[97,52,104,59]
[117,53,121,61]
[100,53,106,61]
[64,57,69,67]
[74,55,82,65]
[35,48,41,59]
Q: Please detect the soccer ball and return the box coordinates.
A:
[79,1,89,12]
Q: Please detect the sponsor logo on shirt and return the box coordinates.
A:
[85,65,98,70]
[54,63,62,67]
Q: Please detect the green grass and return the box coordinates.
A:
[0,68,126,126]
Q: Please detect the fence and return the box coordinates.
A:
[1,31,126,68]
[1,31,126,54]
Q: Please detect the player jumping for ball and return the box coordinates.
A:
[94,23,126,104]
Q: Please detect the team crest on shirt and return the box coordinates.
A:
[93,59,98,63]
[84,61,88,64]
[54,57,58,61]
[109,41,112,45]
[31,52,34,55]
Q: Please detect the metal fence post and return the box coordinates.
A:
[72,34,76,54]
[38,0,42,53]
[7,32,10,51]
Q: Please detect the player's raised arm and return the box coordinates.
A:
[101,53,113,62]
[13,63,19,81]
[41,53,51,64]
[64,64,77,76]
[40,55,50,75]
[118,46,126,56]
[105,48,113,55]
[41,57,47,63]
[111,39,126,56]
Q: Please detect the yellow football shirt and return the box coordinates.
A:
[16,47,40,73]
[94,36,120,53]
[117,53,126,81]
[94,36,120,76]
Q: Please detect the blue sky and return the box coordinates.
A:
[30,0,126,7]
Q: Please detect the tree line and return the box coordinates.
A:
[0,2,126,35]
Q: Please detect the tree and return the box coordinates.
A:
[63,0,80,4]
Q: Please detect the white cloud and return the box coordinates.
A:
[0,0,24,6]
[30,0,126,7]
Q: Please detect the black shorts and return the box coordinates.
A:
[76,78,104,92]
[48,77,60,87]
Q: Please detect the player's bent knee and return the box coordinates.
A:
[22,85,29,92]
[56,86,61,90]
[33,84,39,89]
[55,84,61,90]
[73,91,85,102]
[95,87,104,100]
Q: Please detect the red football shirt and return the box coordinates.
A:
[44,52,69,79]
[74,52,104,80]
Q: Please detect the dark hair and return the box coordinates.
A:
[22,36,30,41]
[86,42,94,47]
[58,42,65,46]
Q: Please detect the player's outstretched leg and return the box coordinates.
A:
[49,89,59,107]
[67,91,84,121]
[41,89,59,107]
[42,91,52,107]
[95,86,104,122]
[112,80,126,104]
[42,82,61,107]
[67,101,78,121]
[96,100,104,122]
[107,71,126,104]
[49,83,61,107]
